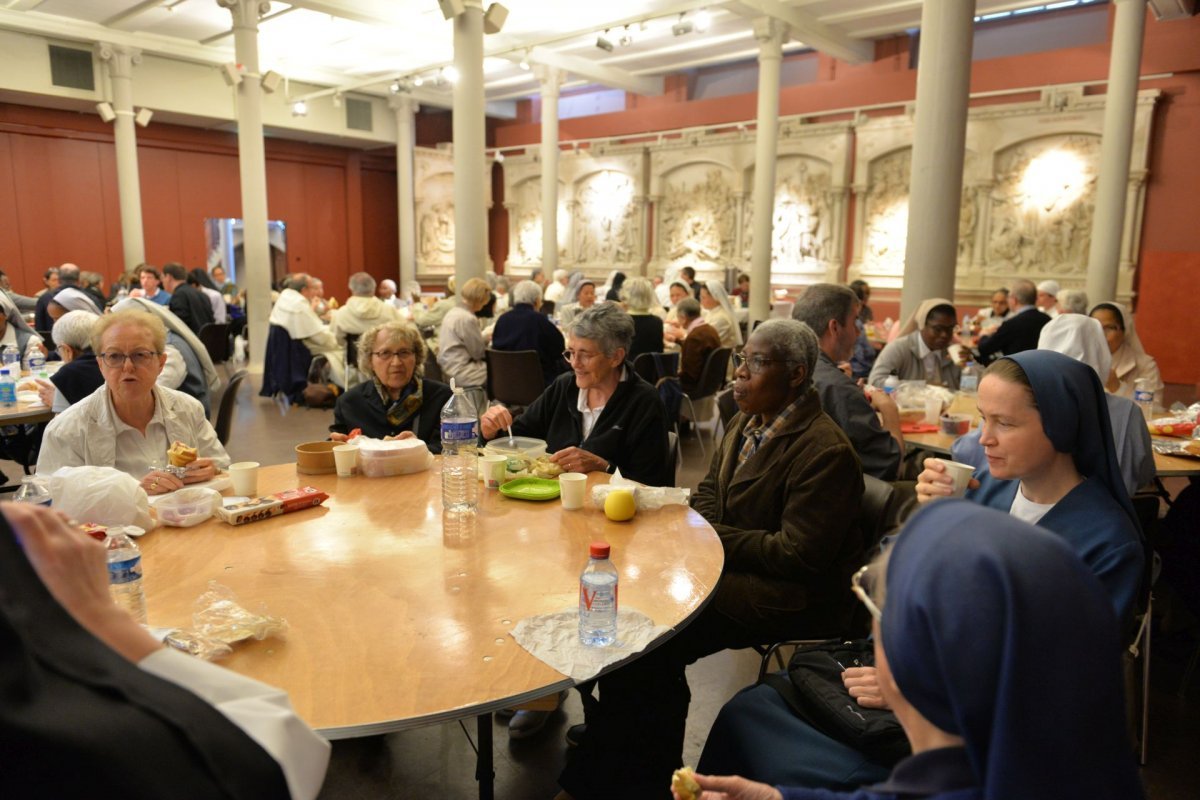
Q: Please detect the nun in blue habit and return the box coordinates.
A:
[683,501,1146,800]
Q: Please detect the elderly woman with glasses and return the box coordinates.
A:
[554,320,863,800]
[329,321,451,452]
[37,310,229,494]
[683,502,1144,800]
[480,303,672,487]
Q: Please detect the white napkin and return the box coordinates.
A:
[509,608,671,682]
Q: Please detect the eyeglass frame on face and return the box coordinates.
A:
[851,565,883,622]
[370,349,416,362]
[98,350,162,369]
[731,351,796,375]
[562,349,604,364]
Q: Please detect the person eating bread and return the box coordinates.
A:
[37,310,230,494]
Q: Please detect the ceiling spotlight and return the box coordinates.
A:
[332,92,343,108]
[672,14,695,37]
[519,51,530,71]
[95,102,116,123]
[220,62,243,87]
[389,81,401,94]
[413,74,425,87]
[291,100,308,117]
[619,25,635,47]
[494,151,505,163]
[596,30,614,52]
[694,10,712,32]
[134,108,153,127]
[260,70,282,93]
[483,3,508,35]
[442,65,460,84]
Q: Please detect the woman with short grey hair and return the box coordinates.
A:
[480,303,671,486]
[620,277,666,360]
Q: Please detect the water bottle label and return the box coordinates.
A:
[108,555,142,585]
[1133,389,1153,404]
[441,420,477,442]
[580,582,618,612]
[0,385,15,405]
[28,355,45,370]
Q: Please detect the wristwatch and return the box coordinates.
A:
[604,462,615,474]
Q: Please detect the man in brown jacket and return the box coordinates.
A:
[676,297,722,394]
[558,319,865,800]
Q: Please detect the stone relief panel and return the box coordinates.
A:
[572,170,640,267]
[741,155,834,277]
[657,164,738,271]
[860,148,912,281]
[416,173,455,268]
[985,134,1099,276]
[508,176,568,267]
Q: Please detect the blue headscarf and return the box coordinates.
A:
[883,500,1144,800]
[1002,350,1138,530]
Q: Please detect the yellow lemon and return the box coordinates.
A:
[604,490,636,522]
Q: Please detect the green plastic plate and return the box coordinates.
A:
[499,477,561,501]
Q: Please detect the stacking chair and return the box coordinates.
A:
[198,322,232,365]
[632,351,679,385]
[213,369,248,447]
[343,333,361,388]
[679,347,732,459]
[485,348,543,412]
[667,430,680,482]
[422,355,444,384]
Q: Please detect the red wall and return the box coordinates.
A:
[0,104,401,299]
[491,9,1200,385]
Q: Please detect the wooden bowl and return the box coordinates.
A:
[295,441,337,474]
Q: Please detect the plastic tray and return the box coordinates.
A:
[498,477,561,501]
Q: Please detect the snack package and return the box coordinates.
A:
[163,581,287,661]
[1147,418,1197,438]
[589,469,691,510]
[215,486,329,526]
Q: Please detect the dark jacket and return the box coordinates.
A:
[813,352,901,481]
[628,313,665,362]
[168,284,215,335]
[976,308,1050,365]
[692,388,865,637]
[330,377,452,454]
[490,303,567,387]
[34,286,65,333]
[679,322,721,394]
[48,352,103,407]
[508,368,673,486]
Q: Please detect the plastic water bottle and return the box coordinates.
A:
[960,361,979,394]
[0,369,16,408]
[440,378,479,512]
[105,527,147,625]
[25,348,45,373]
[13,476,51,507]
[579,542,619,647]
[883,373,899,395]
[1133,378,1154,422]
[1,344,18,369]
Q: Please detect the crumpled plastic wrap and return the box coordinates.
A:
[893,382,954,415]
[589,469,690,510]
[163,581,288,661]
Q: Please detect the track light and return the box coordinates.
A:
[596,30,614,52]
[437,0,466,19]
[96,102,116,123]
[483,3,508,34]
[442,65,460,84]
[672,19,694,36]
[619,25,635,47]
[413,74,425,88]
[494,151,505,163]
[519,50,530,71]
[134,108,153,127]
[390,81,401,94]
[220,62,243,87]
[291,100,308,117]
[695,10,712,32]
[260,70,282,93]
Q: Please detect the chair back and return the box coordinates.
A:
[687,347,732,402]
[422,355,444,384]
[667,430,679,479]
[540,300,555,316]
[858,475,901,553]
[485,348,544,408]
[198,322,232,364]
[633,352,679,385]
[716,388,738,427]
[259,324,311,401]
[345,333,361,369]
[214,369,248,446]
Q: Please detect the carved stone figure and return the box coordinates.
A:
[573,170,638,265]
[418,200,456,265]
[659,167,735,267]
[862,149,912,276]
[742,157,833,273]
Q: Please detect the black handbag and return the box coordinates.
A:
[761,638,911,767]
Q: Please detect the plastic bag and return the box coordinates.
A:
[47,466,155,530]
[356,436,433,477]
[164,581,288,661]
[154,487,221,527]
[589,469,691,511]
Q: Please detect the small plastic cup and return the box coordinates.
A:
[333,444,359,477]
[559,473,588,510]
[228,461,260,496]
[479,454,508,489]
[923,395,942,425]
[935,458,976,498]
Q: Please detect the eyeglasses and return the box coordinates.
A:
[731,352,793,375]
[99,350,161,369]
[562,350,602,364]
[371,349,415,362]
[850,565,883,622]
[924,323,956,336]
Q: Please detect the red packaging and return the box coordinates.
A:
[216,486,329,526]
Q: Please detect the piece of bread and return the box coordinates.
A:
[1184,440,1200,458]
[671,766,701,800]
[167,441,198,468]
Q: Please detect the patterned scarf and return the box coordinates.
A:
[376,377,423,429]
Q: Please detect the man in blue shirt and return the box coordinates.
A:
[138,266,171,306]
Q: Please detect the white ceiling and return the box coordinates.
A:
[2,0,1109,108]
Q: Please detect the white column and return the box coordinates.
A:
[219,0,272,373]
[452,1,487,289]
[899,0,976,319]
[537,66,563,274]
[97,44,146,272]
[748,18,786,326]
[1087,0,1147,304]
[391,95,419,289]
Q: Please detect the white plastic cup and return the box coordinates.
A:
[228,461,260,496]
[480,454,507,489]
[923,395,942,425]
[935,458,976,498]
[559,473,588,510]
[333,444,359,477]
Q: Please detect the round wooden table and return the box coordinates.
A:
[140,461,724,740]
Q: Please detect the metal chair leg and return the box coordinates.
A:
[682,395,705,459]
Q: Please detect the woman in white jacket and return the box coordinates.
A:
[37,309,230,494]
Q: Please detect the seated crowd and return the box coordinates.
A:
[2,260,1164,800]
